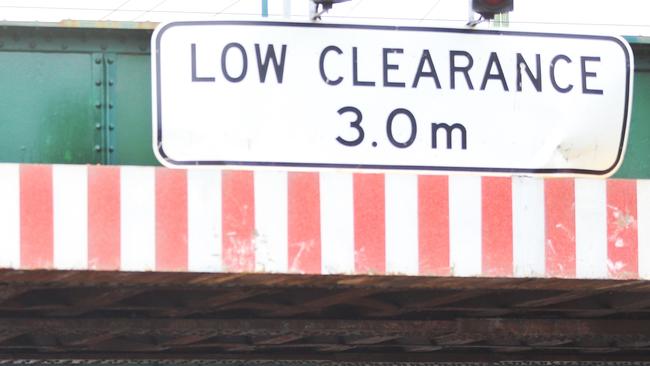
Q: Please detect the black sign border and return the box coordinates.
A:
[154,21,632,176]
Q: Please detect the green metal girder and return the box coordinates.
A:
[0,51,99,164]
[110,53,155,166]
[0,25,156,166]
[615,43,650,178]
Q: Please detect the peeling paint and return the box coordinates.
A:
[608,204,637,229]
[615,238,624,248]
[288,239,316,273]
[223,233,255,271]
[607,204,637,250]
[546,239,556,256]
[554,223,576,242]
[607,259,625,272]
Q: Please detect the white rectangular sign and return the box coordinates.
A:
[152,21,633,176]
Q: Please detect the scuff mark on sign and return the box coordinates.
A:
[224,231,255,272]
[607,259,625,273]
[556,142,581,162]
[288,239,316,273]
[607,204,637,254]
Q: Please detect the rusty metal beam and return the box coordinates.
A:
[512,282,644,308]
[0,318,456,338]
[1,269,645,293]
[3,352,650,362]
[155,289,275,317]
[254,334,305,345]
[1,271,650,360]
[316,344,357,352]
[513,292,601,308]
[346,336,401,345]
[433,333,484,346]
[403,290,491,310]
[176,342,257,352]
[0,286,34,304]
[62,331,124,347]
[0,318,647,344]
[0,329,26,344]
[351,298,401,314]
[609,295,650,311]
[48,288,148,316]
[268,289,381,316]
[159,334,220,347]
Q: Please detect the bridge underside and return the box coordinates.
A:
[1,270,650,361]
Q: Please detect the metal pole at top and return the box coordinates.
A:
[468,0,475,23]
[283,0,291,18]
[308,0,318,21]
[262,0,269,17]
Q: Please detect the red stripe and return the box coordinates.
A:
[88,166,121,270]
[222,170,255,272]
[418,175,450,276]
[607,180,638,279]
[20,165,53,269]
[544,179,576,278]
[287,172,321,274]
[481,177,513,277]
[353,173,385,274]
[155,169,188,271]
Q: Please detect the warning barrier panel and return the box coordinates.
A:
[0,164,647,279]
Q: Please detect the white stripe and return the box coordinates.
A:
[320,172,354,274]
[512,177,545,277]
[254,171,288,272]
[385,174,418,275]
[638,180,650,279]
[188,169,222,272]
[0,165,20,269]
[120,166,155,271]
[449,175,482,276]
[574,179,607,278]
[52,165,88,270]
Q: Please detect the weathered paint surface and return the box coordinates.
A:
[1,163,649,279]
[0,26,156,166]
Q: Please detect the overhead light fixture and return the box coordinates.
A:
[472,0,514,20]
[311,0,352,20]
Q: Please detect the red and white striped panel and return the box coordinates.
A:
[0,164,648,279]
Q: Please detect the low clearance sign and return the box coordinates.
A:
[152,21,633,176]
